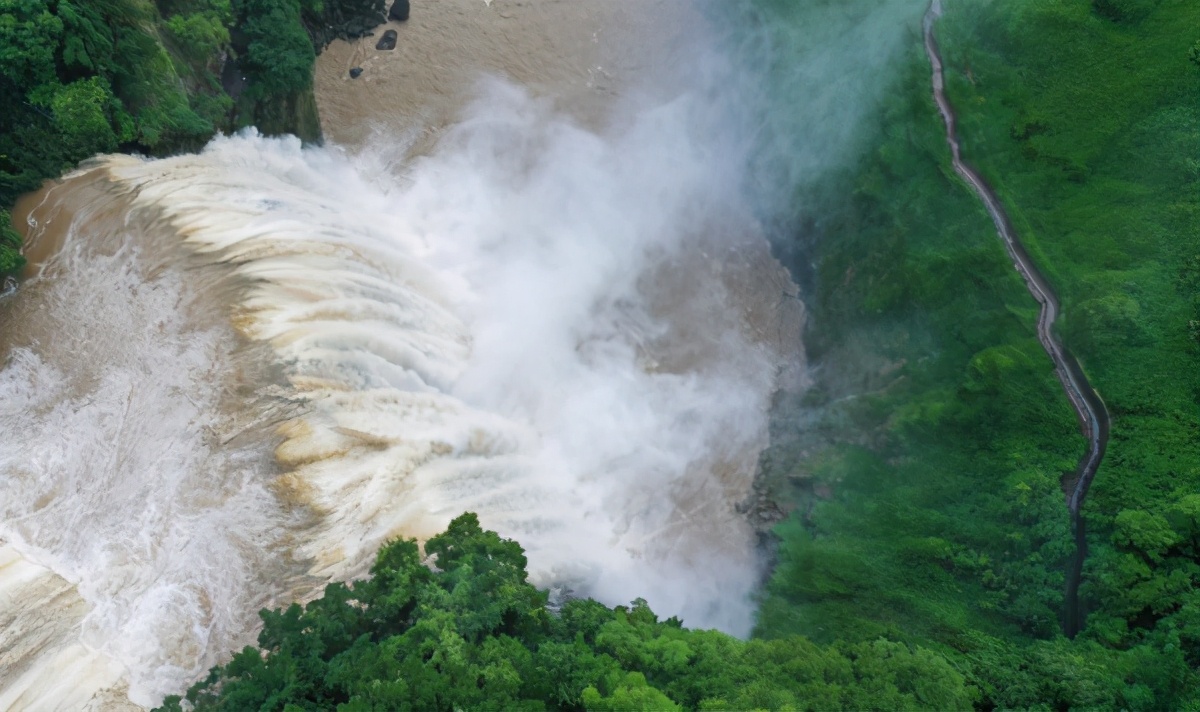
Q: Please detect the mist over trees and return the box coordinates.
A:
[751,0,1200,708]
[156,513,975,712]
[2,0,1198,708]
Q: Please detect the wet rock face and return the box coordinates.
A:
[376,29,398,50]
[389,0,410,22]
[308,0,387,49]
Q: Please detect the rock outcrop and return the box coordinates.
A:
[307,0,388,49]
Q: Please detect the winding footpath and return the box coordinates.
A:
[922,0,1110,637]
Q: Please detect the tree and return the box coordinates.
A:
[0,208,24,276]
[157,513,977,712]
[43,77,123,156]
[238,0,315,99]
[166,11,231,65]
[0,0,63,89]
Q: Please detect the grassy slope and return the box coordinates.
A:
[756,0,1200,707]
[757,31,1081,643]
[939,0,1200,651]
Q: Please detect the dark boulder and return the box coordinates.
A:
[349,67,364,79]
[389,0,410,22]
[375,29,398,50]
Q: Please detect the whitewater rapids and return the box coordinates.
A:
[0,3,804,706]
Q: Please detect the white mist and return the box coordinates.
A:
[0,2,811,706]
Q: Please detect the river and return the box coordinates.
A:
[0,1,803,708]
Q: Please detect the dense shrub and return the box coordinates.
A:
[755,0,1200,708]
[0,209,24,276]
[1091,0,1160,24]
[155,514,976,712]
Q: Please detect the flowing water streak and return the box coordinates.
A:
[106,79,789,612]
[0,543,134,711]
[0,70,801,706]
[0,168,301,708]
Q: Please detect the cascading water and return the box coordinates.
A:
[0,8,805,704]
[0,0,954,700]
[1,167,304,709]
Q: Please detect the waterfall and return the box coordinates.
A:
[0,70,802,706]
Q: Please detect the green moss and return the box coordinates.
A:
[243,85,321,143]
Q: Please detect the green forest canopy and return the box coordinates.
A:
[753,0,1200,709]
[156,513,976,712]
[2,0,1198,708]
[0,0,385,273]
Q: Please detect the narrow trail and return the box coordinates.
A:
[922,0,1110,637]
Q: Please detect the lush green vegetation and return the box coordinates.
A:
[11,0,1192,707]
[155,514,976,712]
[938,0,1200,650]
[0,208,24,275]
[754,0,1200,708]
[0,0,385,274]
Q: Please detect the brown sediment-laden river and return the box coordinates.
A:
[0,1,803,708]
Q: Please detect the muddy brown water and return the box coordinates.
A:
[0,2,804,708]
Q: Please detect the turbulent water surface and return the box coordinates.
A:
[0,1,804,707]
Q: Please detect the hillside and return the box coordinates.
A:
[0,0,387,273]
[757,0,1200,707]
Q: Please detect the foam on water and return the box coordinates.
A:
[0,542,137,711]
[107,77,783,617]
[0,70,799,707]
[0,189,296,705]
